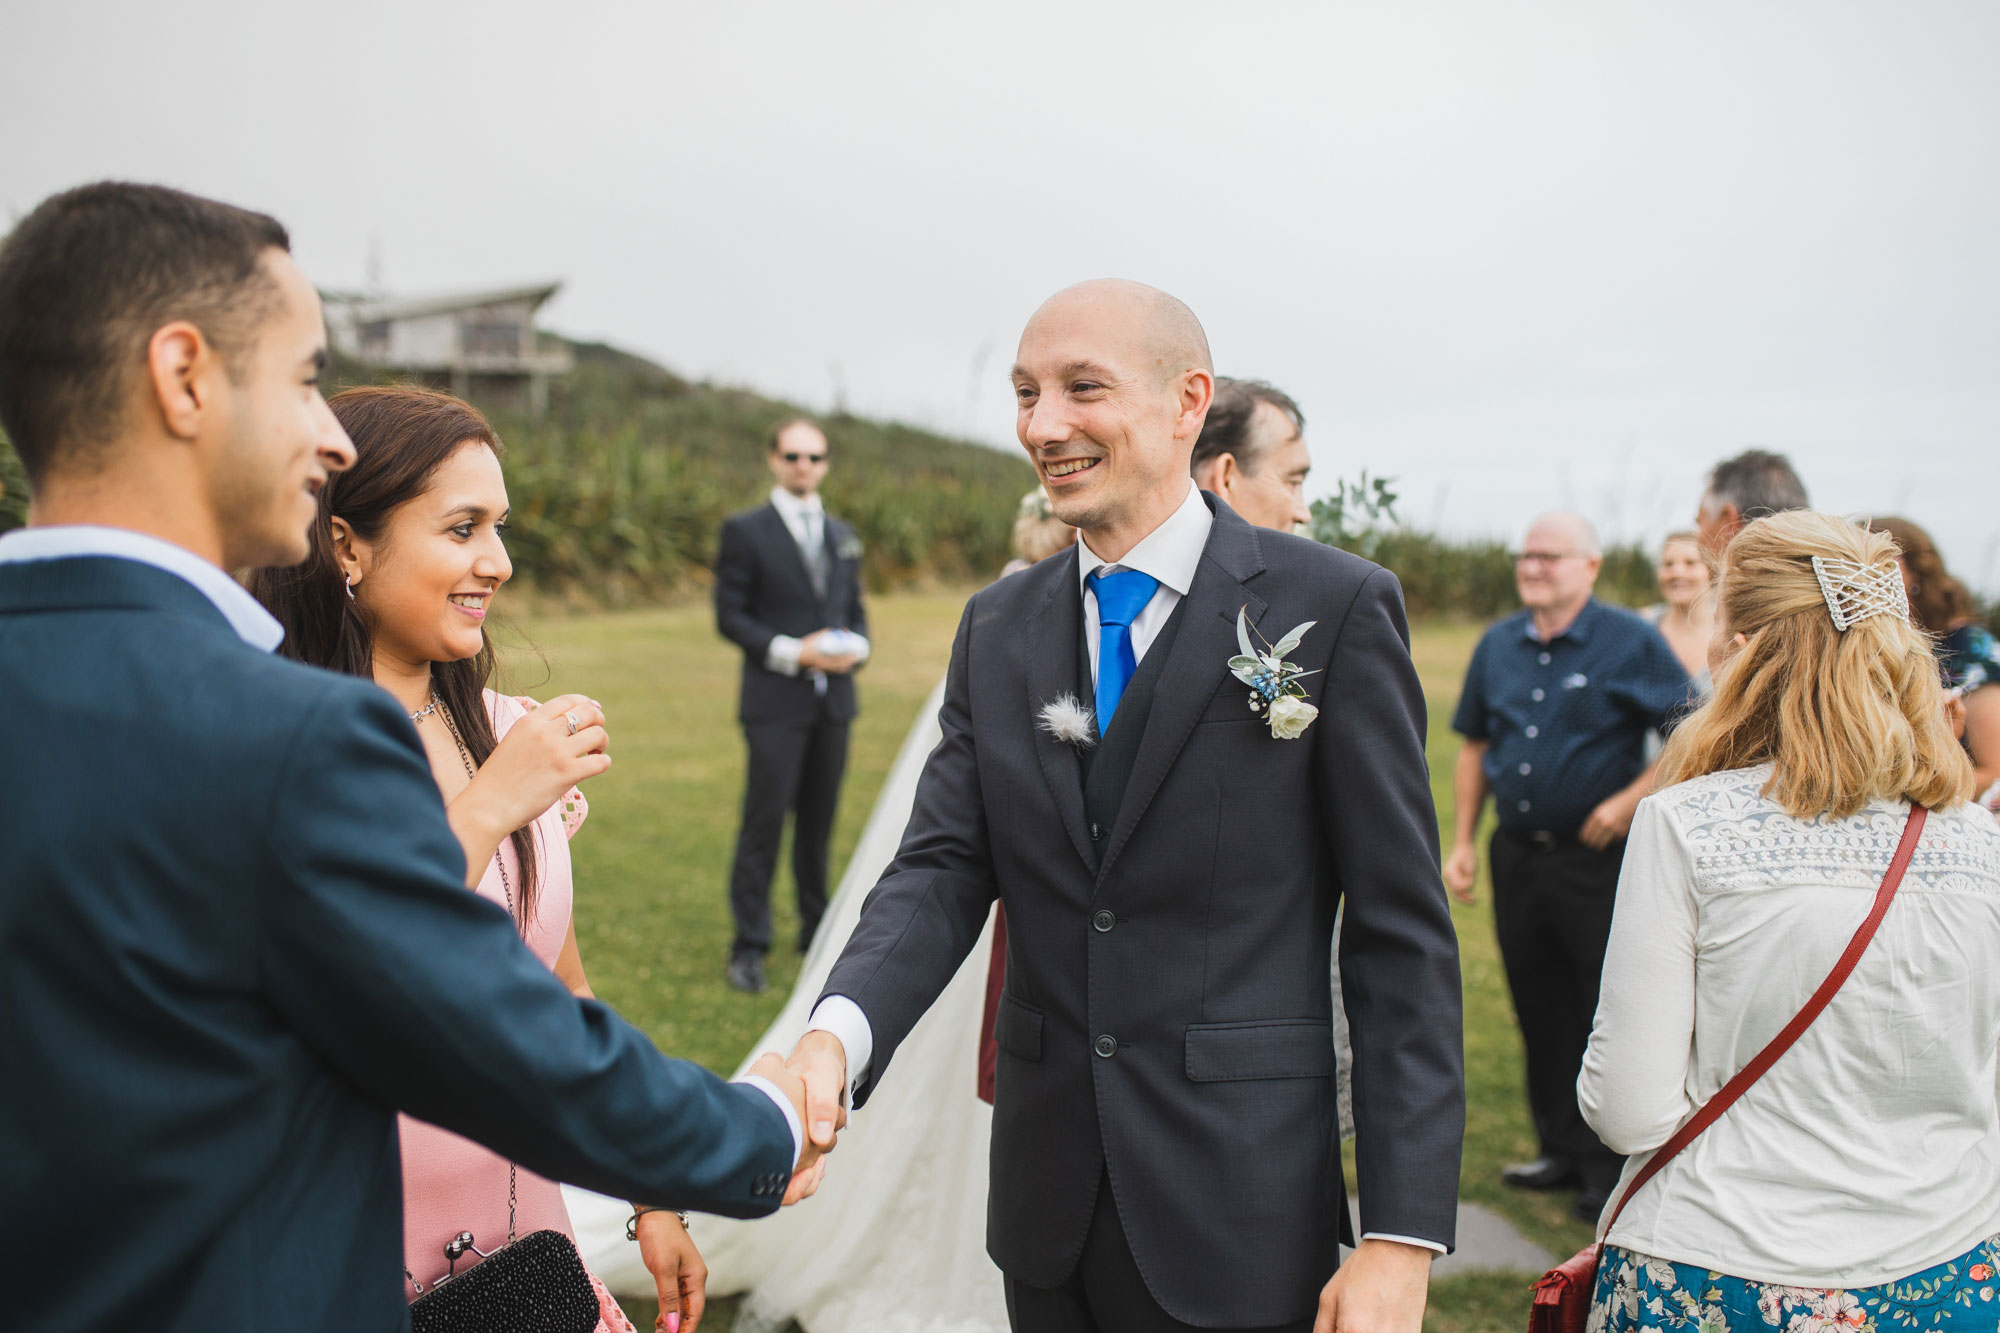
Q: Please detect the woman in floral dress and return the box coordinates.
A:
[1579,510,2000,1332]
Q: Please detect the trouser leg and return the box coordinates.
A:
[726,720,810,958]
[1546,837,1628,1190]
[789,715,849,950]
[1490,829,1570,1161]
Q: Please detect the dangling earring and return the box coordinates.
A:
[343,571,357,602]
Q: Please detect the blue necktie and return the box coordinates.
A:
[1088,568,1161,734]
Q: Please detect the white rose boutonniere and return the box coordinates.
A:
[1265,693,1319,740]
[1228,607,1321,741]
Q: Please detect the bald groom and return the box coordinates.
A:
[787,280,1464,1332]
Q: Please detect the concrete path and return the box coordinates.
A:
[1349,1199,1558,1276]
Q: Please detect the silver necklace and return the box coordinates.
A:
[408,693,440,724]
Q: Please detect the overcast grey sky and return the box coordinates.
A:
[6,1,1997,587]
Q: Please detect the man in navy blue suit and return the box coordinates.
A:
[0,183,827,1333]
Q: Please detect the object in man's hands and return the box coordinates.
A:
[817,628,864,658]
[407,1227,599,1333]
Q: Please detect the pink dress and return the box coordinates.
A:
[401,692,634,1333]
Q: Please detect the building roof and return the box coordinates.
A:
[322,281,562,323]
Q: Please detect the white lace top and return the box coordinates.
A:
[1579,764,2000,1286]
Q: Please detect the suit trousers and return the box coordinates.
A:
[1003,1174,1317,1333]
[727,710,849,957]
[1489,826,1626,1189]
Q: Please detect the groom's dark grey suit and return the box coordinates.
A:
[821,495,1464,1328]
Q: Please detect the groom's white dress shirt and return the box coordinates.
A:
[0,523,807,1168]
[806,483,1440,1252]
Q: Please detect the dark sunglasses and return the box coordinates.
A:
[782,452,827,464]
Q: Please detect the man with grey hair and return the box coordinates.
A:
[1443,511,1691,1222]
[1189,377,1313,532]
[1695,448,1810,556]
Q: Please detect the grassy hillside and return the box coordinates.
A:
[333,338,1036,600]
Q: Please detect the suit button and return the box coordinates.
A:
[1092,910,1116,933]
[1094,1034,1118,1058]
[1091,822,1103,842]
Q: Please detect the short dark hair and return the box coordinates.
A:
[0,182,290,484]
[1704,449,1809,522]
[1190,377,1304,476]
[768,416,824,453]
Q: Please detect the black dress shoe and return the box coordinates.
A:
[1571,1186,1612,1222]
[1502,1157,1581,1191]
[725,954,767,994]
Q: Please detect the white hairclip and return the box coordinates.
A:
[1811,555,1909,633]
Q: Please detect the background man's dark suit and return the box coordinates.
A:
[0,558,797,1333]
[715,501,868,960]
[821,499,1465,1328]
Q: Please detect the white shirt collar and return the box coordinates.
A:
[1076,480,1211,599]
[0,524,286,652]
[770,487,825,523]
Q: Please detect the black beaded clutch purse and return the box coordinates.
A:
[407,1227,600,1333]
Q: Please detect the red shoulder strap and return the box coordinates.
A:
[1596,804,1929,1242]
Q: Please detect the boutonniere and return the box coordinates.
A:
[836,532,864,561]
[1037,693,1097,750]
[1230,607,1321,740]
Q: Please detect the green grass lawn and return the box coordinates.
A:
[501,594,1585,1332]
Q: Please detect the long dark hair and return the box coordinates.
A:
[248,385,539,926]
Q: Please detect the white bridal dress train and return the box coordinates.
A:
[565,678,1011,1332]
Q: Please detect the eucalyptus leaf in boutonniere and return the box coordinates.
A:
[836,532,864,561]
[1037,693,1097,750]
[1229,607,1321,740]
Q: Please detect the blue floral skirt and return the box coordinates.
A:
[1589,1237,2000,1333]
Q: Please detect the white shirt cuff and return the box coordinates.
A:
[736,1072,804,1170]
[805,995,874,1101]
[1360,1232,1447,1255]
[765,634,804,677]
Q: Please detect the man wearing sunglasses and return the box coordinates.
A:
[715,418,870,993]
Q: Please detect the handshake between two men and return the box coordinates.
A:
[743,1029,851,1204]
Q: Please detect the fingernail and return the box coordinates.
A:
[814,1120,833,1138]
[666,1314,682,1333]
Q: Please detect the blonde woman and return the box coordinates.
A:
[1579,511,2000,1331]
[1638,531,1713,693]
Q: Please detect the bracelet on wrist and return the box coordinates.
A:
[626,1205,691,1241]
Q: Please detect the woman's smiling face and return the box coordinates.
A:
[350,439,513,667]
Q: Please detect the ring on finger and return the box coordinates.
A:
[564,711,580,736]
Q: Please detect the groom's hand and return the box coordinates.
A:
[744,1053,833,1205]
[1313,1238,1432,1333]
[785,1030,850,1158]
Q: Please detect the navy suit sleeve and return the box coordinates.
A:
[257,683,796,1216]
[1318,568,1465,1250]
[715,516,782,662]
[820,597,994,1105]
[844,525,869,641]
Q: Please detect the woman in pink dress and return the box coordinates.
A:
[250,386,707,1332]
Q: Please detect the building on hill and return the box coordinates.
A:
[322,281,574,418]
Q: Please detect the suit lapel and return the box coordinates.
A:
[1023,547,1096,870]
[1097,503,1269,883]
[760,504,822,604]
